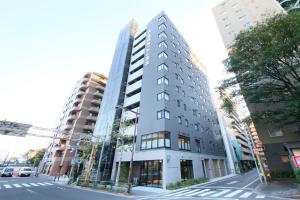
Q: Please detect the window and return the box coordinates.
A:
[157,77,169,85]
[157,110,170,119]
[182,90,185,97]
[179,67,183,72]
[185,119,189,127]
[175,73,179,80]
[180,77,184,84]
[225,23,231,29]
[141,132,170,150]
[157,92,169,101]
[158,23,167,30]
[244,22,251,28]
[188,75,192,80]
[194,124,199,131]
[157,63,168,71]
[195,139,201,153]
[184,104,187,111]
[192,109,197,116]
[268,129,284,137]
[158,16,166,23]
[158,41,167,48]
[177,116,182,124]
[158,31,167,39]
[177,99,181,107]
[176,85,180,93]
[239,15,246,20]
[178,135,191,151]
[158,51,168,59]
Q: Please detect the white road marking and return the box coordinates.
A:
[242,177,259,188]
[210,189,232,197]
[256,194,265,198]
[240,191,253,198]
[26,189,36,194]
[198,190,216,196]
[3,184,12,188]
[37,183,46,186]
[185,189,211,197]
[12,184,21,188]
[227,180,238,185]
[224,189,244,197]
[57,186,66,190]
[164,189,191,196]
[22,183,31,187]
[173,189,202,196]
[43,182,54,186]
[29,183,39,186]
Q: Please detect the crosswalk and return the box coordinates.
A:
[0,182,55,189]
[138,188,265,199]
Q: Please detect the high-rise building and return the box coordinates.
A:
[93,12,227,189]
[212,0,284,49]
[277,0,300,12]
[213,0,300,177]
[44,72,107,176]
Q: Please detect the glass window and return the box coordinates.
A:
[158,41,168,48]
[184,104,187,111]
[158,16,166,22]
[177,100,181,107]
[158,23,167,30]
[157,92,169,101]
[157,110,170,119]
[180,77,184,84]
[158,32,167,39]
[195,140,201,152]
[182,90,185,97]
[157,63,168,71]
[141,132,171,150]
[185,119,189,127]
[157,77,169,85]
[176,85,180,93]
[178,135,191,151]
[194,124,199,131]
[177,116,182,124]
[158,51,168,59]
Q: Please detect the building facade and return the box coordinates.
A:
[213,0,300,176]
[277,0,300,12]
[44,72,107,176]
[94,12,227,189]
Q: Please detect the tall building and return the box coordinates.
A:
[93,12,227,189]
[213,0,300,176]
[277,0,300,11]
[212,0,284,49]
[44,72,107,176]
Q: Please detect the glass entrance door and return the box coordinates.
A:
[140,160,163,187]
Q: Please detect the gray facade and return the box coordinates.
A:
[95,12,227,188]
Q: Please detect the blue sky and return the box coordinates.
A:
[0,0,227,158]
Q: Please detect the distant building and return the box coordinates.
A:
[212,0,284,49]
[93,12,227,189]
[44,72,107,176]
[213,0,300,177]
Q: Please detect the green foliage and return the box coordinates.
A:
[219,12,300,127]
[79,143,93,162]
[25,149,46,167]
[166,178,208,190]
[270,171,296,179]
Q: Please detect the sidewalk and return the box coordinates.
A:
[255,180,300,199]
[38,173,69,185]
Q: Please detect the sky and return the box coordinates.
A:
[0,0,228,159]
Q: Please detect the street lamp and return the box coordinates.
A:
[115,105,139,194]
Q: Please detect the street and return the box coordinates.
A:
[136,170,288,200]
[0,176,130,200]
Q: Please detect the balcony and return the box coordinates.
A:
[83,124,95,130]
[129,58,144,73]
[66,114,77,121]
[132,39,146,53]
[71,106,81,112]
[123,93,140,108]
[89,107,100,112]
[126,80,142,94]
[133,31,146,46]
[94,92,103,98]
[128,68,143,83]
[131,49,145,63]
[61,124,73,130]
[86,115,97,121]
[91,99,100,105]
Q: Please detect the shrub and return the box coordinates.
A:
[166,178,208,190]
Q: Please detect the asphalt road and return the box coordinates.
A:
[0,176,130,200]
[136,170,287,200]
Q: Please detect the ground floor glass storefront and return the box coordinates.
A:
[139,160,163,187]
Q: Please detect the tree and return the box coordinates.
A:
[25,149,46,167]
[219,12,300,127]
